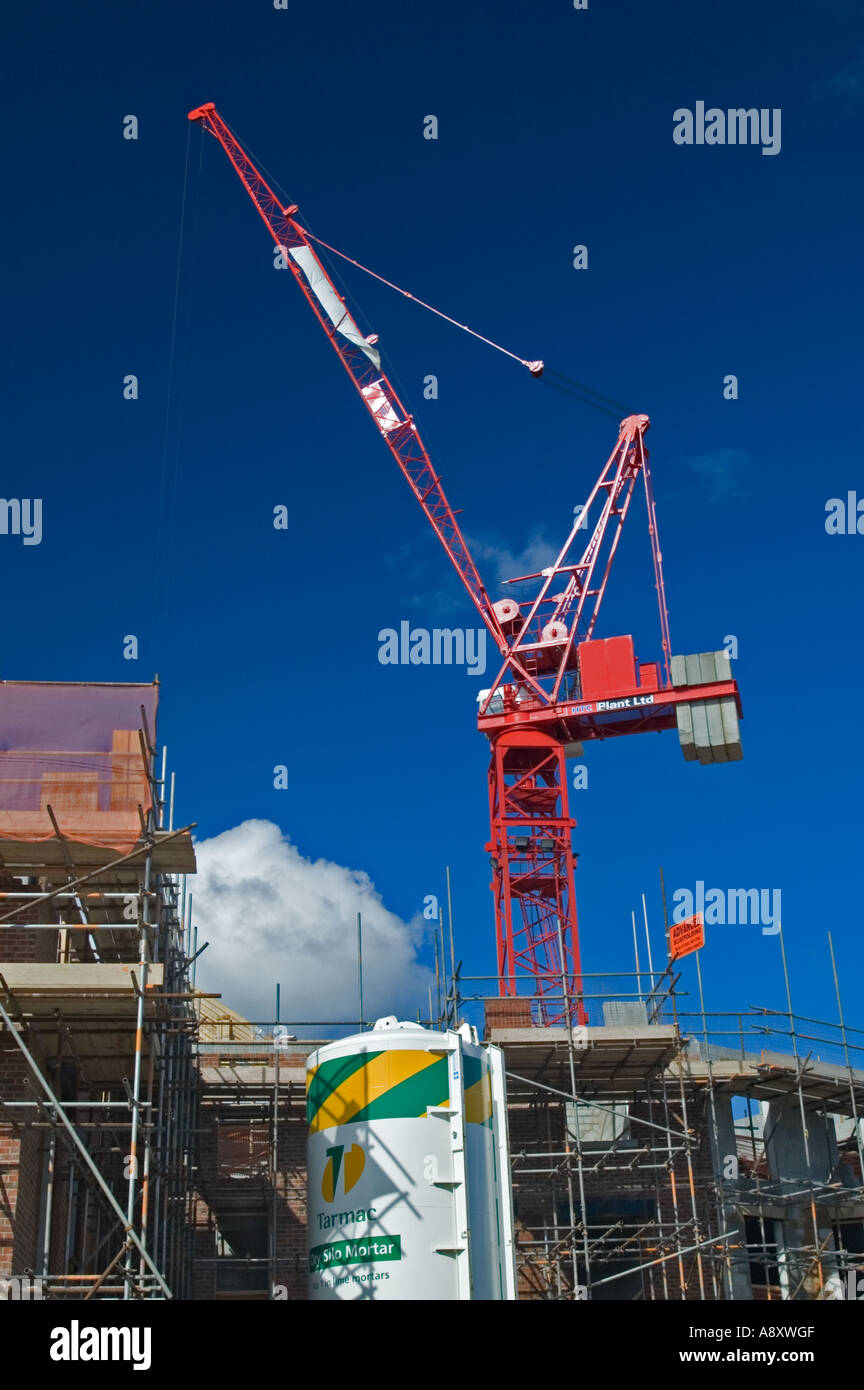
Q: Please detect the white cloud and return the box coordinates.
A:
[191,819,433,1028]
[468,530,561,590]
[381,522,563,612]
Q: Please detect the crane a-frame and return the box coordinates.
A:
[188,103,742,1021]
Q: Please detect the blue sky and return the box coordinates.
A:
[3,0,863,1036]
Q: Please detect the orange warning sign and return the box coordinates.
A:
[669,913,705,961]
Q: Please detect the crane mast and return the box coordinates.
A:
[189,103,743,1023]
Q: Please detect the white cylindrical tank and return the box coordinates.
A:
[306,1016,516,1301]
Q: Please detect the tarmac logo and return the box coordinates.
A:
[322,1142,365,1203]
[49,1321,151,1371]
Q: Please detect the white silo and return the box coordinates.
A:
[306,1016,516,1301]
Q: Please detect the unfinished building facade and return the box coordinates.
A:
[1,680,862,1301]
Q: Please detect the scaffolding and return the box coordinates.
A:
[189,1016,309,1300]
[2,682,862,1302]
[0,681,198,1299]
[178,892,864,1304]
[185,950,864,1303]
[441,955,864,1301]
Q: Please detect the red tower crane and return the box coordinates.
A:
[188,103,743,1021]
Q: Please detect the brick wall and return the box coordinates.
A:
[191,1068,308,1301]
[0,1034,47,1275]
[0,875,61,1276]
[0,930,58,963]
[0,872,59,964]
[485,999,533,1031]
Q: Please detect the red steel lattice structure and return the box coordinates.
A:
[189,104,741,1021]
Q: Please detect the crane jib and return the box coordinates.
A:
[189,101,504,650]
[287,245,381,369]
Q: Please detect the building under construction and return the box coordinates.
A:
[1,678,862,1301]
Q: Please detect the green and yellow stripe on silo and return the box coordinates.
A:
[307,1048,492,1132]
[307,1050,447,1131]
[463,1054,493,1127]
